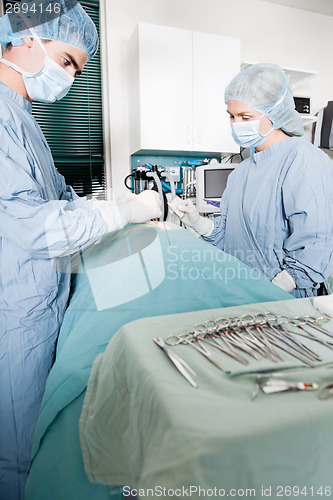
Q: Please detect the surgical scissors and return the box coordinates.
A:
[153,337,198,388]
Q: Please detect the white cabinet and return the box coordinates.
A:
[192,32,240,153]
[128,23,240,155]
[128,24,193,153]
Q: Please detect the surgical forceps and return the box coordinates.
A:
[303,316,333,339]
[163,311,331,372]
[256,314,320,367]
[241,314,283,362]
[288,317,333,350]
[165,329,225,372]
[193,321,249,365]
[236,313,320,366]
[153,337,198,388]
[226,325,265,360]
[197,317,261,362]
[215,315,269,360]
[265,314,322,362]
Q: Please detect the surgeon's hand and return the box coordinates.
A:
[93,190,162,233]
[128,190,162,223]
[168,198,214,236]
[116,191,137,203]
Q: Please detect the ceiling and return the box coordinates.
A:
[262,0,333,16]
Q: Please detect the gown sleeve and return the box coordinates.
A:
[0,126,108,259]
[281,146,333,289]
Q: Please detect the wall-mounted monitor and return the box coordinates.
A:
[195,164,237,214]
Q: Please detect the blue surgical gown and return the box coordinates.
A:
[0,83,107,499]
[204,137,333,298]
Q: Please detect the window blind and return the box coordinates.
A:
[2,0,106,198]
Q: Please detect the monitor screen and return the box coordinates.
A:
[204,168,233,199]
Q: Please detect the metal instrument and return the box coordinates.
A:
[252,375,319,400]
[165,331,225,372]
[153,337,198,388]
[182,166,196,199]
[158,312,333,388]
[317,381,333,400]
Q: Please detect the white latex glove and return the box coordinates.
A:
[116,191,136,203]
[127,190,162,223]
[93,200,130,232]
[271,269,296,293]
[93,191,162,232]
[93,200,130,233]
[168,198,214,236]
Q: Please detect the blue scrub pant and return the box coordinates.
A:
[0,325,57,500]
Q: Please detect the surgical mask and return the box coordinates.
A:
[231,114,274,149]
[0,29,74,103]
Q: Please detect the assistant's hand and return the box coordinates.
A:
[168,198,214,236]
[128,190,162,223]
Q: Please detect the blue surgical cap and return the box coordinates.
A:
[225,63,304,137]
[0,0,99,59]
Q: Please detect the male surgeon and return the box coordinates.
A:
[0,2,161,498]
